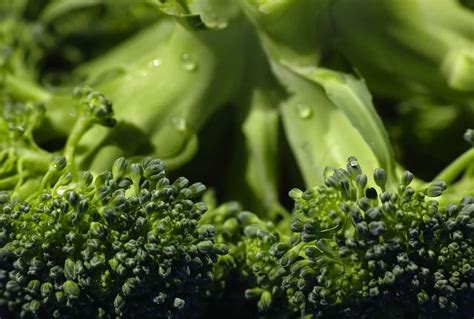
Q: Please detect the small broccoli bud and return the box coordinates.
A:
[51,156,67,172]
[288,188,303,200]
[356,174,368,195]
[426,180,448,197]
[373,168,386,192]
[258,290,273,312]
[401,171,414,186]
[63,280,80,299]
[346,156,362,177]
[111,157,128,180]
[75,87,115,128]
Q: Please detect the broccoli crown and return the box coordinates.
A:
[0,157,226,318]
[200,201,291,317]
[237,211,288,313]
[280,157,474,318]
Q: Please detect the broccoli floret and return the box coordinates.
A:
[237,211,289,313]
[0,85,114,199]
[0,156,226,318]
[217,156,472,318]
[199,199,292,317]
[277,157,473,318]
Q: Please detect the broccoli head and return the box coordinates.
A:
[280,158,473,318]
[0,156,226,318]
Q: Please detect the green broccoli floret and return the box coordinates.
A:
[0,156,226,318]
[236,211,289,313]
[278,157,473,318]
[199,200,292,318]
[215,156,472,318]
[0,86,114,199]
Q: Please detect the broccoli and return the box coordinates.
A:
[0,80,228,317]
[1,1,474,318]
[235,157,473,318]
[0,155,226,318]
[1,0,250,174]
[0,86,114,197]
[201,200,291,315]
[326,0,474,100]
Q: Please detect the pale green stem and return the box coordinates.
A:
[432,148,474,184]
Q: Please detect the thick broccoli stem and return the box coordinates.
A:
[39,18,250,173]
[225,47,290,222]
[240,88,287,220]
[289,66,398,184]
[329,0,474,99]
[277,66,384,188]
[239,0,398,189]
[239,0,330,67]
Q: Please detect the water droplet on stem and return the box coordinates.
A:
[181,53,198,72]
[296,104,312,119]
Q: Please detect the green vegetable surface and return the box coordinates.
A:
[0,0,473,318]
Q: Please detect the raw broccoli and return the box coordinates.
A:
[284,158,473,318]
[326,0,474,100]
[1,2,473,318]
[0,155,226,318]
[1,0,250,174]
[235,157,473,318]
[0,86,114,197]
[201,201,291,316]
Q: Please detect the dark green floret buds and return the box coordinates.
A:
[0,157,225,318]
[246,157,473,318]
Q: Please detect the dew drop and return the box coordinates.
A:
[296,103,312,119]
[181,53,198,72]
[151,59,162,67]
[171,117,187,132]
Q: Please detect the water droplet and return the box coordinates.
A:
[171,117,187,132]
[151,59,162,67]
[181,53,198,72]
[296,104,312,119]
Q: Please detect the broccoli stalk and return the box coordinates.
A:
[239,0,398,188]
[2,0,251,175]
[327,0,474,99]
[68,17,249,172]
